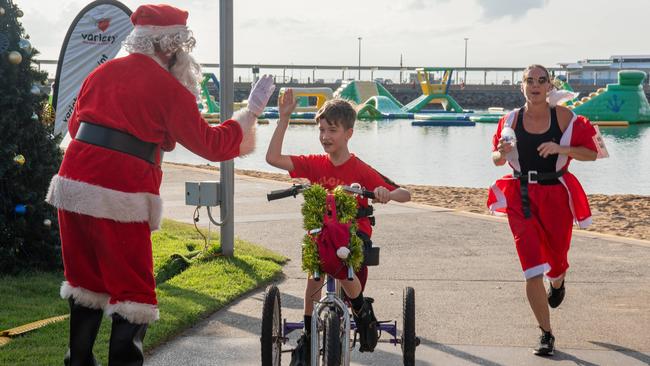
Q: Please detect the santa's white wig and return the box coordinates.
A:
[123,25,202,98]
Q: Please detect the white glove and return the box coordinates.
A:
[247,74,275,117]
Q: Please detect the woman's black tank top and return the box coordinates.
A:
[514,107,564,185]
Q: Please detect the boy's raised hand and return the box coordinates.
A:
[278,88,299,122]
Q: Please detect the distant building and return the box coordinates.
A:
[559,55,650,85]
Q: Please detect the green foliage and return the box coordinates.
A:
[0,0,63,274]
[300,184,364,275]
[0,219,287,365]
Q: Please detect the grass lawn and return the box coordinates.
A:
[0,219,287,366]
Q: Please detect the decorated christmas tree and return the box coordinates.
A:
[0,0,63,274]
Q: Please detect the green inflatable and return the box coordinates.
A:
[569,70,650,124]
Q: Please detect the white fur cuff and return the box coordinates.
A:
[232,108,257,155]
[60,281,110,310]
[105,301,160,324]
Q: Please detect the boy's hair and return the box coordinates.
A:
[315,99,356,130]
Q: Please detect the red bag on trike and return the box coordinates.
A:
[315,194,351,279]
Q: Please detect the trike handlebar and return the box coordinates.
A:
[267,183,376,201]
[266,184,309,201]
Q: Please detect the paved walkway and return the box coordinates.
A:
[147,164,650,365]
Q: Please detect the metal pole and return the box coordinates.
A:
[464,37,468,83]
[358,37,362,80]
[399,54,403,83]
[219,0,234,256]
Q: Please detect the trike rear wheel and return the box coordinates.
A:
[261,285,282,366]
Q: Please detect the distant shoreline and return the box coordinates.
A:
[164,162,650,241]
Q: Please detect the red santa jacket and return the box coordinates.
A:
[487,110,598,228]
[47,53,252,230]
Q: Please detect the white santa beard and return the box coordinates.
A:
[170,50,202,98]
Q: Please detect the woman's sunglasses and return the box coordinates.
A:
[524,76,548,85]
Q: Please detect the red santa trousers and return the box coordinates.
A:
[59,210,159,323]
[505,183,574,280]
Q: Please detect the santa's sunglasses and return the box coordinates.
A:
[524,76,548,86]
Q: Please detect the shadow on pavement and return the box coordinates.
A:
[551,350,600,365]
[418,337,505,366]
[590,341,650,364]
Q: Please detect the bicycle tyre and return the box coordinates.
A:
[322,308,342,366]
[261,285,282,366]
[402,286,416,366]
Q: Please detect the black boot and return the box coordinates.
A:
[289,332,310,366]
[64,298,103,366]
[353,297,379,353]
[108,314,148,366]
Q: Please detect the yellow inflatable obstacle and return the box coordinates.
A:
[279,87,333,113]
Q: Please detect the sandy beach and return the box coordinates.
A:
[170,163,650,241]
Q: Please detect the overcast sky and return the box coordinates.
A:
[13,0,650,81]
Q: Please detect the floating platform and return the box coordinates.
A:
[413,113,471,121]
[591,121,629,127]
[260,110,317,119]
[256,119,316,125]
[411,120,476,127]
[469,113,505,123]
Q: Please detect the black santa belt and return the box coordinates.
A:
[76,122,159,164]
[513,170,566,218]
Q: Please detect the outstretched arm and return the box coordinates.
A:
[537,142,597,161]
[265,89,298,171]
[373,186,411,204]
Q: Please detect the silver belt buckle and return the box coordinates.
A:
[528,170,538,184]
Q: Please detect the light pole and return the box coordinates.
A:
[358,37,362,80]
[463,37,469,84]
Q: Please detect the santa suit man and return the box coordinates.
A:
[46,4,275,365]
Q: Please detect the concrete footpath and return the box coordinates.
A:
[146,164,650,366]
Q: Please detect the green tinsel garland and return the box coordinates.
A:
[301,184,364,276]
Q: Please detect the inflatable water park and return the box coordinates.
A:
[562,70,650,126]
[199,69,650,128]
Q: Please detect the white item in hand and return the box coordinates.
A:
[501,127,517,147]
[336,247,350,259]
[247,74,276,117]
[548,89,579,106]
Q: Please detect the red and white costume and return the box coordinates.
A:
[486,110,597,280]
[46,43,257,323]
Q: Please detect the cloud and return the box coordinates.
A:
[400,0,451,11]
[476,0,548,19]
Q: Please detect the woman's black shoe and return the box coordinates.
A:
[533,327,555,356]
[547,280,565,308]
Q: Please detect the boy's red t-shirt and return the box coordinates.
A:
[289,153,398,236]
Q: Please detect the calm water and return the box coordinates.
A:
[164,120,650,195]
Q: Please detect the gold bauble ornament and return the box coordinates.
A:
[0,7,5,16]
[14,154,26,165]
[8,51,22,64]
